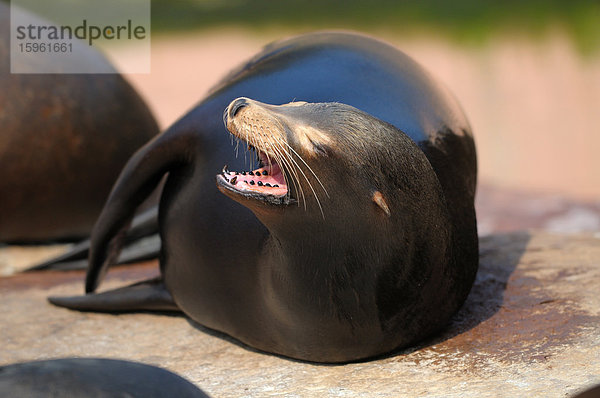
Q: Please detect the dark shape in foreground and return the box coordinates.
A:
[0,358,210,398]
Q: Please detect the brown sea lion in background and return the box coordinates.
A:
[0,2,159,242]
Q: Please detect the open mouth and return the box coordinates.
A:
[216,148,294,205]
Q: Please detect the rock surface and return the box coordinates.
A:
[1,231,599,397]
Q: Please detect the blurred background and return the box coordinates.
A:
[104,0,600,234]
[2,0,595,247]
[1,1,600,268]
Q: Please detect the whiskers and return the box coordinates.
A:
[228,121,329,218]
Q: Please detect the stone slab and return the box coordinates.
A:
[1,231,600,397]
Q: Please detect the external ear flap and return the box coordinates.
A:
[372,191,391,217]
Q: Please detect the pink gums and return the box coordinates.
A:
[227,162,287,196]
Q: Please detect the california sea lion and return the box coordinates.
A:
[0,2,159,242]
[51,32,478,363]
[0,358,210,397]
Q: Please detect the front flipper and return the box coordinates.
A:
[48,278,180,313]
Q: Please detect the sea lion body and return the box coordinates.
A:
[52,32,478,363]
[0,358,209,397]
[0,2,159,242]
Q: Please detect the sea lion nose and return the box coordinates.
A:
[228,97,249,119]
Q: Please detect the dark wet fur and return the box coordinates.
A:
[49,32,478,363]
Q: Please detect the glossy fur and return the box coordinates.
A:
[51,32,478,363]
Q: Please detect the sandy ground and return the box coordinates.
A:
[105,29,600,202]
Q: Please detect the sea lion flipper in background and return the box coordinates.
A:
[48,278,180,313]
[26,208,161,272]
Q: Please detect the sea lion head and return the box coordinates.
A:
[217,97,451,266]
